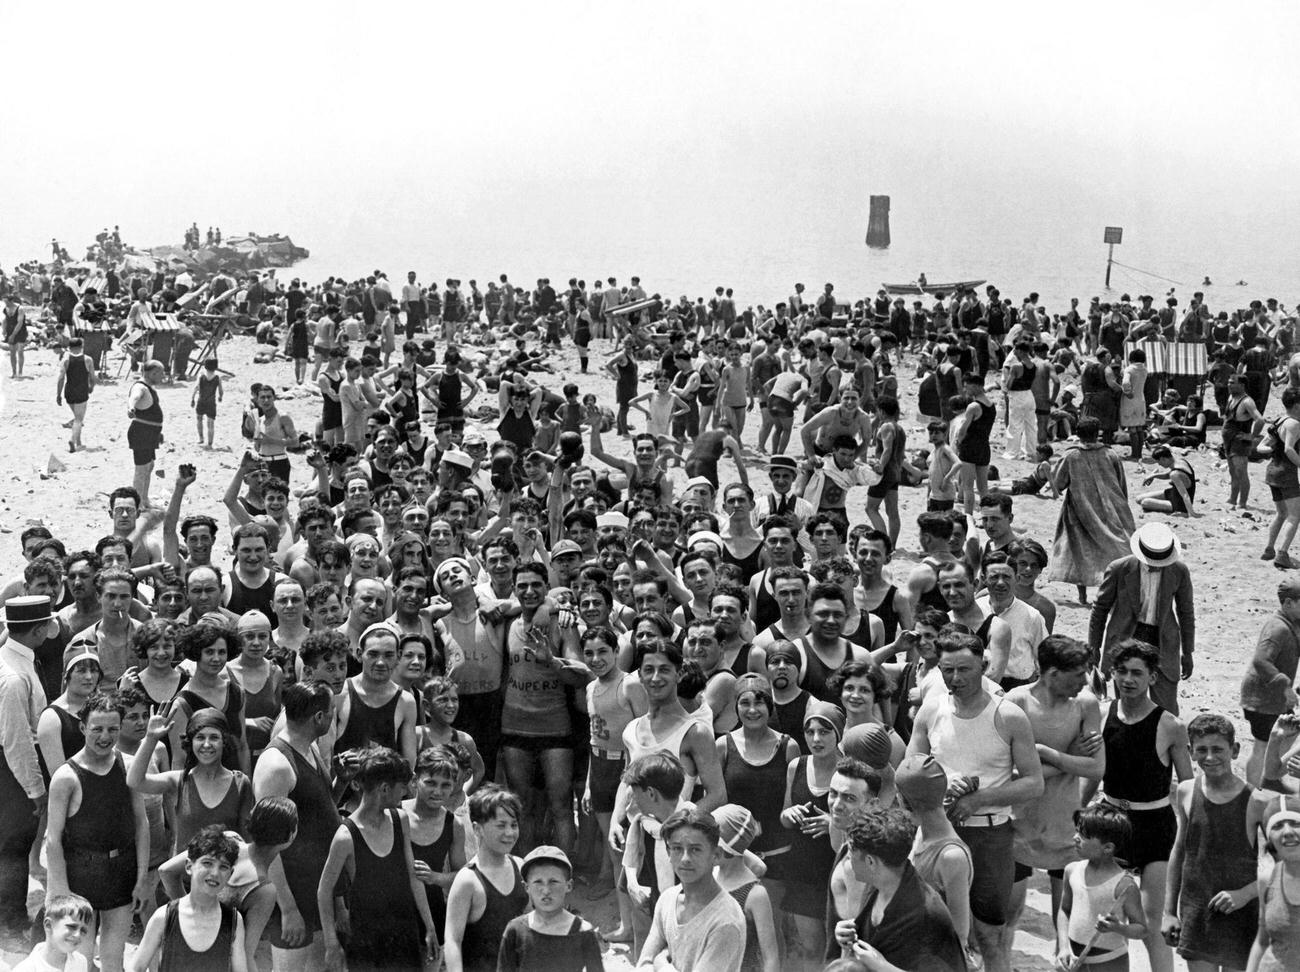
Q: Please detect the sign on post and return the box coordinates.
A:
[1104,227,1123,244]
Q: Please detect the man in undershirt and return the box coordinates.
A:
[683,618,736,735]
[708,583,752,679]
[751,565,811,656]
[225,522,277,620]
[907,631,1044,972]
[333,623,417,768]
[798,583,870,704]
[976,551,1048,690]
[611,640,727,867]
[747,516,800,633]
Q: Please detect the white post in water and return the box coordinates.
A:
[1103,226,1123,287]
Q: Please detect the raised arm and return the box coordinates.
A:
[589,426,631,475]
[163,465,198,568]
[224,454,256,527]
[127,714,181,796]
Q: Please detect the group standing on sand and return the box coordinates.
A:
[3,257,1300,972]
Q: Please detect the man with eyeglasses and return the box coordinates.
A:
[404,467,434,507]
[106,485,162,570]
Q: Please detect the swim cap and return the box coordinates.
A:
[236,611,272,633]
[894,753,950,811]
[842,723,893,771]
[713,804,761,858]
[733,673,773,707]
[803,700,846,742]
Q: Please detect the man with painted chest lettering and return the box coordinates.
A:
[501,562,592,854]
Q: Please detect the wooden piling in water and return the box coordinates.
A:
[866,195,890,248]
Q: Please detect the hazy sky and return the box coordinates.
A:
[3,0,1296,272]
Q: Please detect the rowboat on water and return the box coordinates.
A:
[881,279,987,296]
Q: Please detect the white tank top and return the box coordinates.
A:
[929,694,1014,818]
[588,672,637,752]
[623,711,698,795]
[1065,865,1127,961]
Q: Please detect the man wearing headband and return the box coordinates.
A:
[429,556,508,782]
[333,622,417,769]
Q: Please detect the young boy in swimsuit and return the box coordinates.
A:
[443,786,529,972]
[318,747,435,971]
[132,829,247,972]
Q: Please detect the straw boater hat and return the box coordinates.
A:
[1130,522,1181,568]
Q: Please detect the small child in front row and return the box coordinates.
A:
[418,677,486,858]
[15,893,93,972]
[498,846,604,972]
[404,746,468,950]
[132,829,247,972]
[1056,804,1147,972]
[1163,713,1265,972]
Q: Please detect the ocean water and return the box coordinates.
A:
[280,183,1300,321]
[13,168,1298,323]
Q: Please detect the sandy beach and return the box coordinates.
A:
[0,329,1269,972]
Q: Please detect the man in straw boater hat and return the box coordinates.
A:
[1090,522,1196,714]
[0,595,61,949]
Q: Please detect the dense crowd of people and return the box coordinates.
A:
[4,262,1300,972]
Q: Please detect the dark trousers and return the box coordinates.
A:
[454,690,504,783]
[0,762,36,933]
[1134,620,1181,714]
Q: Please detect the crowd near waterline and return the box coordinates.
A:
[6,257,1300,972]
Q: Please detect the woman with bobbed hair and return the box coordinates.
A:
[167,620,250,773]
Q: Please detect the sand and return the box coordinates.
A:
[0,330,1267,971]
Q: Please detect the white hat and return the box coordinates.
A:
[1130,522,1181,568]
